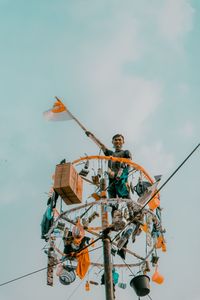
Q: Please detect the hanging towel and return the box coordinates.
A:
[76,248,90,279]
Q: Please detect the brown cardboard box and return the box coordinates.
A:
[54,163,83,205]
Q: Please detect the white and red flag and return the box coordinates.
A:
[43,97,73,121]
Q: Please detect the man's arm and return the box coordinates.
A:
[85,131,107,150]
[103,148,113,156]
[124,150,132,160]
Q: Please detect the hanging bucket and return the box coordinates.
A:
[130,275,150,297]
[85,280,90,291]
[118,282,127,289]
[152,267,164,284]
[59,265,76,285]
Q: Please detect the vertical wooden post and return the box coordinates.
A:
[47,239,55,286]
[100,178,114,300]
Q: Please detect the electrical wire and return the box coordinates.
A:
[0,244,103,288]
[1,144,199,290]
[140,143,200,211]
[0,266,48,287]
[111,143,200,244]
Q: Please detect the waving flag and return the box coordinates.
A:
[43,97,73,121]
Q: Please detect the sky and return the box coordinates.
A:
[0,0,199,299]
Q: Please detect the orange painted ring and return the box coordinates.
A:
[72,155,154,184]
[72,155,160,203]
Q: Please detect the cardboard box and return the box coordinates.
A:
[54,163,83,205]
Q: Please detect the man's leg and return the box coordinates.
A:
[108,180,118,217]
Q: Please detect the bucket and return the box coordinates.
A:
[130,275,150,296]
[152,267,164,284]
[59,266,76,285]
[118,282,127,289]
[85,281,90,291]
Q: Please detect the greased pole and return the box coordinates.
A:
[100,178,114,300]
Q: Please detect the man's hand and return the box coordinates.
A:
[85,131,106,150]
[108,169,115,178]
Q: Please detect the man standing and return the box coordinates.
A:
[101,134,132,200]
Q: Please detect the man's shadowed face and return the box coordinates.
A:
[112,136,124,151]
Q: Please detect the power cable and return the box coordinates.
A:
[140,143,200,211]
[0,243,103,288]
[1,144,199,289]
[111,143,200,243]
[0,266,48,287]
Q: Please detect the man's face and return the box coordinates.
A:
[112,136,124,150]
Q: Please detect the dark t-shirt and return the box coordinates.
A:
[103,148,132,178]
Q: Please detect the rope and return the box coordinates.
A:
[120,257,135,277]
[119,258,154,300]
[65,276,84,300]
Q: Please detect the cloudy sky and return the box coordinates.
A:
[0,0,199,299]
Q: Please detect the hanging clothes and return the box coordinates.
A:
[41,192,59,240]
[41,206,53,240]
[76,248,90,279]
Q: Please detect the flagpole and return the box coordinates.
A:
[55,97,107,150]
[68,110,107,149]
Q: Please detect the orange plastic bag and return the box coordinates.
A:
[148,197,160,211]
[156,235,166,252]
[156,235,164,249]
[76,248,91,280]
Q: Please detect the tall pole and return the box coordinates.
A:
[100,178,114,300]
[102,234,114,300]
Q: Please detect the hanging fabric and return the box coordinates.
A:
[76,248,91,279]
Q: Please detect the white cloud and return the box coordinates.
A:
[157,0,195,44]
[76,15,163,142]
[86,76,162,143]
[179,120,196,138]
[178,83,190,96]
[139,141,175,175]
